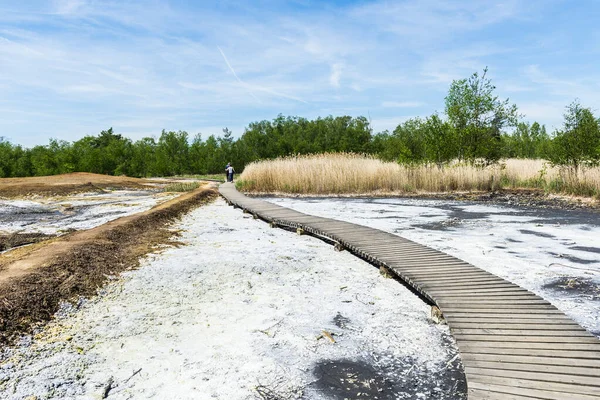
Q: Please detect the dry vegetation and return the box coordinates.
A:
[162,181,202,192]
[238,153,600,198]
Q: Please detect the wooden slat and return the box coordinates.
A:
[461,360,600,377]
[468,381,600,400]
[468,373,599,396]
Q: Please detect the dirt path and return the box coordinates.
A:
[1,199,465,400]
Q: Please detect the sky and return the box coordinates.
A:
[1,0,599,147]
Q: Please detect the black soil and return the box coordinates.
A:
[543,277,600,300]
[310,350,466,399]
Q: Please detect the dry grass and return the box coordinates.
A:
[238,154,600,198]
[162,181,202,192]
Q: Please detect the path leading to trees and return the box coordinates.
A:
[220,183,600,400]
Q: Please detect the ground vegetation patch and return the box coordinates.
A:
[0,233,57,252]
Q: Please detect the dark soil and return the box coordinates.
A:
[0,187,217,345]
[543,277,600,300]
[406,189,600,212]
[253,188,600,212]
[315,314,466,399]
[310,349,466,399]
[519,229,555,238]
[0,233,57,252]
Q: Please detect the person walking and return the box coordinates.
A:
[225,163,230,182]
[227,163,235,182]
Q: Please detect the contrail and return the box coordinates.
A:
[217,46,261,103]
[217,46,308,105]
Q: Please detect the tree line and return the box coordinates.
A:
[1,68,599,178]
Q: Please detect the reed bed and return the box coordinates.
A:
[238,153,600,198]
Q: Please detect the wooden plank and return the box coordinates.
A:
[443,310,566,318]
[419,278,513,288]
[468,373,600,396]
[437,296,547,303]
[403,273,498,283]
[468,381,600,400]
[461,346,600,359]
[461,353,600,367]
[462,360,600,377]
[427,286,530,293]
[392,265,484,274]
[452,328,591,337]
[438,302,553,308]
[468,387,535,400]
[448,319,581,328]
[401,272,498,281]
[455,334,600,344]
[451,323,584,331]
[457,341,600,352]
[466,366,600,388]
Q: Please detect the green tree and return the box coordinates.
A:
[421,114,457,166]
[445,67,519,163]
[156,130,190,176]
[391,118,426,163]
[131,137,157,177]
[549,100,600,170]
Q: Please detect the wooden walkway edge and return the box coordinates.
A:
[219,183,600,400]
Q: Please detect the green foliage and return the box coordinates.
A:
[445,67,520,164]
[502,121,550,159]
[548,100,600,170]
[0,115,374,178]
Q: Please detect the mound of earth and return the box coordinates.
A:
[0,172,159,198]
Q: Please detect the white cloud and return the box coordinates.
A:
[53,0,86,15]
[0,0,593,146]
[329,63,343,87]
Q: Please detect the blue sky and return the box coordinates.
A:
[1,0,599,147]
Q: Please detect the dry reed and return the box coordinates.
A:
[238,153,600,198]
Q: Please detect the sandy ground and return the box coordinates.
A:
[264,197,600,336]
[0,191,178,237]
[0,173,160,199]
[0,198,465,400]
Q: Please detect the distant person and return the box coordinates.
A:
[227,164,235,182]
[225,163,230,182]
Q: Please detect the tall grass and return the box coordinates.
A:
[238,153,600,198]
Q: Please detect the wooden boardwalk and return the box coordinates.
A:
[219,183,600,400]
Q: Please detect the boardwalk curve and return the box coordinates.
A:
[219,183,600,400]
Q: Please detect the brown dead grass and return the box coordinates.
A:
[0,233,57,252]
[0,172,159,198]
[0,185,218,345]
